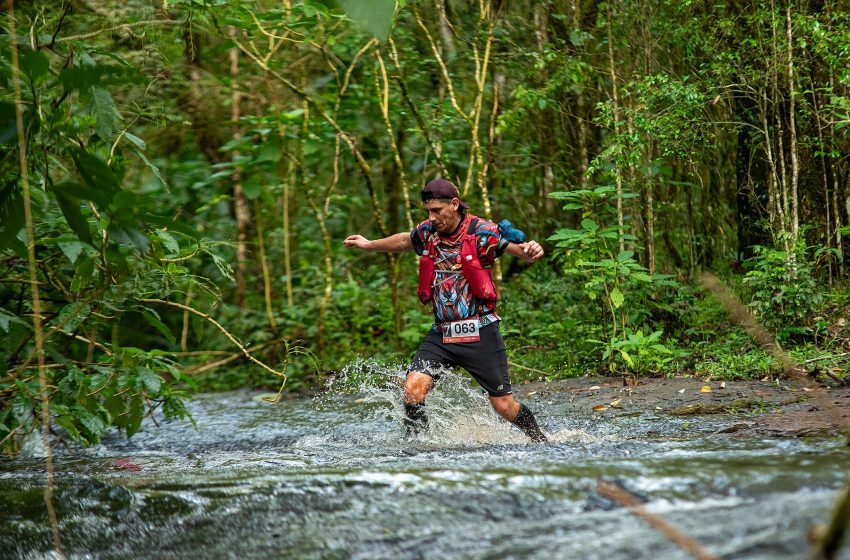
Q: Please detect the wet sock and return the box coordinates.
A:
[404,402,428,435]
[511,403,547,443]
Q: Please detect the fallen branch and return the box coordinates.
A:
[700,272,850,559]
[699,273,848,438]
[597,480,721,560]
[811,477,850,560]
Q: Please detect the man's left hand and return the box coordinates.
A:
[518,240,544,262]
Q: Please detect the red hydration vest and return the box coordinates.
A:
[417,215,498,304]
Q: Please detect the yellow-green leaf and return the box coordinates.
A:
[610,287,624,309]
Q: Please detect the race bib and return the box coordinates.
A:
[442,318,480,343]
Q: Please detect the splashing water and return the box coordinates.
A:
[322,359,535,446]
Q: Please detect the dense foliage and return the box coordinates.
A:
[1,0,849,453]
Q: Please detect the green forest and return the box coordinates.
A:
[2,0,849,453]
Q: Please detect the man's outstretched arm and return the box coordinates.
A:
[343,232,413,253]
[504,240,545,263]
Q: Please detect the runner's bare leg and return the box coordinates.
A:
[403,371,434,434]
[490,395,547,443]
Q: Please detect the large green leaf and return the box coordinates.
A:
[107,191,155,253]
[56,414,86,445]
[20,49,50,84]
[57,239,88,264]
[105,395,128,427]
[127,395,144,437]
[0,102,19,145]
[154,230,179,256]
[0,181,25,250]
[53,184,94,244]
[53,180,112,208]
[54,302,92,334]
[59,64,134,92]
[88,86,122,141]
[70,149,120,196]
[242,175,263,200]
[131,148,168,190]
[580,218,599,232]
[108,222,150,251]
[124,132,146,151]
[136,366,163,394]
[139,307,176,346]
[84,48,133,67]
[12,395,33,424]
[0,308,30,334]
[70,254,95,293]
[72,405,109,443]
[337,0,396,40]
[610,286,624,309]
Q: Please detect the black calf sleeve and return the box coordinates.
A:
[511,403,547,443]
[404,402,428,435]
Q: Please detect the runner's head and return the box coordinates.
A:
[421,179,468,233]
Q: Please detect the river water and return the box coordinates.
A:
[1,366,848,559]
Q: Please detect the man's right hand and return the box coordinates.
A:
[343,235,372,251]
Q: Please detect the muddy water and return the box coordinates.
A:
[1,365,848,559]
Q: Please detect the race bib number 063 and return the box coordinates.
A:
[442,318,480,344]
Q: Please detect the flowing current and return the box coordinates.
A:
[1,363,848,559]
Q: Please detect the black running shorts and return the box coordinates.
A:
[409,322,512,397]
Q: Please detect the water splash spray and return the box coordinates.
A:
[321,359,532,446]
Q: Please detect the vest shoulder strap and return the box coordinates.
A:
[425,216,479,254]
[423,228,439,256]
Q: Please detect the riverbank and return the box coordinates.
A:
[514,376,850,439]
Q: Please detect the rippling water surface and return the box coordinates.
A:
[1,365,848,559]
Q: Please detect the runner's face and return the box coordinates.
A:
[424,199,461,233]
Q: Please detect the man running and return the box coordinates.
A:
[343,179,547,443]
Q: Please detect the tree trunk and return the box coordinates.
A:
[182,26,225,166]
[811,80,833,282]
[279,125,294,307]
[645,156,655,275]
[436,0,455,56]
[785,3,800,243]
[685,175,696,276]
[572,0,589,190]
[606,0,626,254]
[770,0,792,256]
[181,284,192,352]
[300,97,332,351]
[735,94,761,263]
[229,27,249,310]
[760,86,789,254]
[254,199,278,333]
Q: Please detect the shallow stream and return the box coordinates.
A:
[1,366,848,559]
